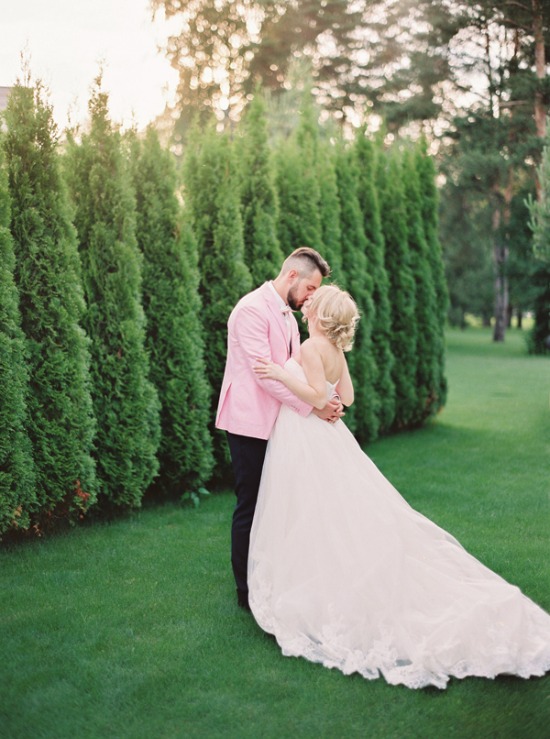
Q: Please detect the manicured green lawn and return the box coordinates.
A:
[1,328,549,738]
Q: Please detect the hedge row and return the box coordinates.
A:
[0,80,447,537]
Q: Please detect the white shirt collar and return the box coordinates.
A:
[268,281,288,310]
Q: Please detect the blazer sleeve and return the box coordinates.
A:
[234,303,312,417]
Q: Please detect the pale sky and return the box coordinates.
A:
[2,0,179,130]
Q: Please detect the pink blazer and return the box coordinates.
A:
[216,282,312,440]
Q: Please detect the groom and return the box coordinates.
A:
[216,247,342,610]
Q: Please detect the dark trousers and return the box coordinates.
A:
[226,432,268,597]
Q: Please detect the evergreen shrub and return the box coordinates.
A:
[0,141,36,536]
[4,81,97,525]
[130,127,214,494]
[65,80,160,508]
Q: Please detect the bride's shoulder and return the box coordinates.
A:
[301,337,340,368]
[304,336,339,356]
[298,339,325,369]
[300,338,324,356]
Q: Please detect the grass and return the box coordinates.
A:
[1,327,549,739]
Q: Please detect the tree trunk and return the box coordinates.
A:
[493,243,508,341]
[532,0,546,139]
[532,0,546,199]
[491,185,510,342]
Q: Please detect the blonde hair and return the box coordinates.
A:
[305,285,360,351]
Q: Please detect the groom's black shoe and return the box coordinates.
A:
[237,589,251,612]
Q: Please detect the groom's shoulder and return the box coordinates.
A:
[234,283,270,312]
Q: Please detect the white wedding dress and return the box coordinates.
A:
[248,359,550,689]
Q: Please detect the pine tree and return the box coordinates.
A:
[402,147,440,424]
[4,80,97,521]
[377,149,417,429]
[183,125,252,473]
[65,79,160,507]
[335,141,379,443]
[238,89,283,287]
[354,129,396,433]
[129,127,214,494]
[527,128,550,354]
[416,139,448,408]
[0,140,36,536]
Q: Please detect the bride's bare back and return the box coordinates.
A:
[301,336,343,384]
[300,336,354,407]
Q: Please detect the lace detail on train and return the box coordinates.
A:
[248,359,550,689]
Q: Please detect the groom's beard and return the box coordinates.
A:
[287,286,302,311]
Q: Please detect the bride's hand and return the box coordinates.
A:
[253,357,284,380]
[313,395,345,423]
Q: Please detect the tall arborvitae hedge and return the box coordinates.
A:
[4,81,97,520]
[335,142,379,443]
[276,94,333,344]
[238,90,283,287]
[416,139,448,408]
[129,127,214,495]
[354,130,396,434]
[378,150,418,429]
[65,81,160,507]
[275,95,323,254]
[275,136,324,254]
[0,141,36,536]
[317,139,343,283]
[0,74,454,531]
[183,125,252,473]
[402,148,440,424]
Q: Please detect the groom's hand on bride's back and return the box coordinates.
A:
[313,395,344,423]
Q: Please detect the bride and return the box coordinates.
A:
[250,284,550,690]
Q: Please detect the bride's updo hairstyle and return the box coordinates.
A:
[305,285,360,351]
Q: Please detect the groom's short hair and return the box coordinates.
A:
[283,247,331,278]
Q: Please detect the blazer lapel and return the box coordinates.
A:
[261,283,292,353]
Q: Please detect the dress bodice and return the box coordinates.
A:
[284,357,337,400]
